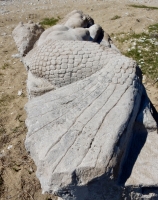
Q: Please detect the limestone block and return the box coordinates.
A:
[36,11,102,47]
[62,10,94,28]
[24,39,152,200]
[24,40,134,97]
[37,26,91,47]
[37,24,105,48]
[12,21,44,56]
[89,24,104,43]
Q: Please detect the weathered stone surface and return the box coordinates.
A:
[24,40,153,199]
[12,21,44,56]
[24,40,133,98]
[36,10,113,49]
[13,10,158,200]
[37,25,91,46]
[62,10,94,28]
[89,24,104,43]
[37,24,104,47]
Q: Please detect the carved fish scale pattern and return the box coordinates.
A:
[24,40,136,87]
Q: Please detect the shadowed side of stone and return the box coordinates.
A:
[119,87,158,199]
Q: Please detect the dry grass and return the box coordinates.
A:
[40,17,60,28]
[111,15,121,20]
[129,4,158,10]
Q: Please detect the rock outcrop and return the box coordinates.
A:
[13,10,158,200]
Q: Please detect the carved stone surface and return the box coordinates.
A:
[12,20,44,56]
[36,25,97,47]
[25,45,142,199]
[61,10,94,28]
[24,40,130,89]
[13,10,158,200]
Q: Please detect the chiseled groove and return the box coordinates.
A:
[45,82,111,159]
[94,86,129,168]
[27,79,91,110]
[75,85,116,168]
[27,52,113,109]
[27,50,106,107]
[28,83,92,119]
[28,71,103,119]
[27,76,95,108]
[103,84,140,177]
[27,81,101,137]
[95,147,101,168]
[51,83,113,173]
[28,59,114,136]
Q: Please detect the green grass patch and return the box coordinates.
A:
[149,23,158,32]
[40,16,60,27]
[129,4,158,10]
[1,63,10,70]
[0,94,15,107]
[114,23,158,81]
[111,15,121,20]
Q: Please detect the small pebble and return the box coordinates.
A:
[18,89,23,96]
[7,145,13,150]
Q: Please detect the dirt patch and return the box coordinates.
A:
[0,0,158,199]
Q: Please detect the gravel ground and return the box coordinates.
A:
[0,0,158,199]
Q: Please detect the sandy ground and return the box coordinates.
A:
[0,0,158,199]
